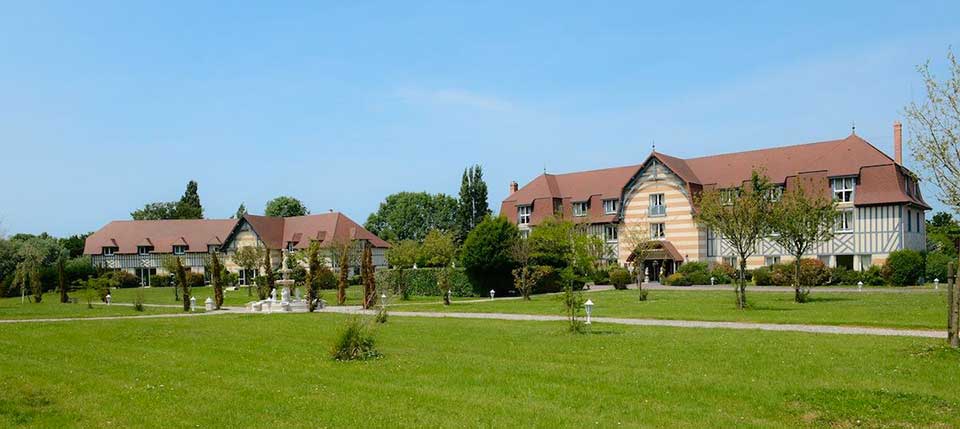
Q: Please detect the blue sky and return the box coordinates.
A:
[1,1,958,237]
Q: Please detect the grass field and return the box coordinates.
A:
[393,289,949,330]
[0,296,186,320]
[0,313,957,428]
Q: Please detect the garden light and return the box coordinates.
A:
[584,299,594,325]
[489,289,495,300]
[857,281,863,292]
[934,278,940,290]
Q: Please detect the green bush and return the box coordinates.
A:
[591,268,610,285]
[752,266,774,286]
[710,263,735,284]
[860,265,885,286]
[330,317,381,361]
[883,250,924,286]
[460,216,519,296]
[676,262,712,285]
[608,267,631,290]
[664,273,691,286]
[925,251,952,283]
[105,270,140,288]
[375,268,476,297]
[828,266,861,286]
[186,272,205,288]
[152,274,173,288]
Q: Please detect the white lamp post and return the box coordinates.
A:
[489,289,495,300]
[205,297,213,311]
[584,299,594,325]
[857,281,863,292]
[710,276,715,286]
[106,293,112,306]
[190,295,197,312]
[934,278,940,290]
[381,293,387,308]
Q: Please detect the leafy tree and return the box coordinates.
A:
[770,181,839,303]
[511,236,544,300]
[419,229,457,267]
[57,254,68,303]
[175,180,203,219]
[560,282,586,333]
[460,216,519,296]
[131,181,203,220]
[210,251,224,309]
[265,196,309,217]
[457,165,491,241]
[694,170,775,309]
[365,192,458,242]
[234,203,248,219]
[361,242,376,309]
[58,233,91,258]
[618,222,657,300]
[527,217,597,287]
[304,242,327,312]
[386,240,419,268]
[260,250,275,301]
[232,246,264,296]
[927,212,960,256]
[905,49,960,212]
[131,202,178,220]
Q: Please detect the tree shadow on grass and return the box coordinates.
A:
[802,296,855,303]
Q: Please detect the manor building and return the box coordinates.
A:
[500,123,929,281]
[84,212,389,286]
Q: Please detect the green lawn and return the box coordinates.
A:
[394,289,949,330]
[0,296,185,320]
[105,285,439,308]
[0,313,957,428]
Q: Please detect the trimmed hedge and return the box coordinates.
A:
[882,250,924,286]
[375,268,476,297]
[664,262,734,286]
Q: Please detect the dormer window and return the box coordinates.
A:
[517,205,532,225]
[573,202,588,217]
[102,247,117,256]
[137,246,153,256]
[173,245,187,255]
[287,242,297,251]
[602,199,618,214]
[832,177,856,203]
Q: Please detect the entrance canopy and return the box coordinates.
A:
[626,240,684,262]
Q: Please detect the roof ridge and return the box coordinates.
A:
[682,137,847,161]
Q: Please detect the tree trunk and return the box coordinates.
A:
[737,256,747,309]
[794,256,803,303]
[58,259,68,304]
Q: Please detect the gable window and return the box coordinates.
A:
[173,245,187,255]
[650,223,665,239]
[649,194,665,216]
[604,224,618,242]
[603,199,619,214]
[137,246,152,256]
[832,177,856,202]
[553,199,563,215]
[720,188,740,205]
[573,202,588,217]
[836,209,854,232]
[517,205,532,225]
[286,242,297,251]
[102,247,116,256]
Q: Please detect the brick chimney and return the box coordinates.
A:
[893,121,902,165]
[509,181,518,194]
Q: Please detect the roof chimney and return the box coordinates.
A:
[509,181,518,194]
[893,121,902,165]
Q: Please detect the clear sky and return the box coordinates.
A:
[1,1,959,237]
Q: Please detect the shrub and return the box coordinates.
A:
[152,274,173,288]
[752,266,774,286]
[608,267,631,290]
[186,272,205,288]
[133,288,145,312]
[460,216,519,296]
[883,250,924,286]
[375,268,475,297]
[664,273,691,286]
[101,270,140,288]
[348,274,362,286]
[330,317,381,361]
[534,266,585,294]
[710,263,736,284]
[925,251,952,283]
[828,266,861,286]
[591,268,610,285]
[861,265,885,286]
[677,262,711,285]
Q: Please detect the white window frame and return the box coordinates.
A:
[602,199,618,215]
[767,186,783,202]
[137,246,152,256]
[835,209,854,232]
[764,256,780,266]
[649,193,665,216]
[517,205,532,225]
[572,201,588,217]
[604,224,618,242]
[173,245,187,255]
[832,177,856,203]
[102,247,116,256]
[650,223,665,239]
[721,188,739,205]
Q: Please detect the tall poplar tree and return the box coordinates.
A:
[457,164,491,241]
[175,180,203,219]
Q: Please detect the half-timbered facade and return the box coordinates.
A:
[501,124,929,279]
[84,212,389,286]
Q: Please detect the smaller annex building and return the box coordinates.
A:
[83,212,390,287]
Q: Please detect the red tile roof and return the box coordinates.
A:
[501,133,929,224]
[84,212,389,255]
